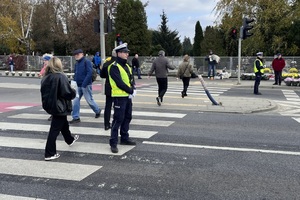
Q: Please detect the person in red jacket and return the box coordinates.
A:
[272,53,286,85]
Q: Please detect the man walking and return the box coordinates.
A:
[254,52,265,95]
[108,43,136,153]
[272,53,285,85]
[132,53,142,79]
[70,49,101,123]
[148,50,174,106]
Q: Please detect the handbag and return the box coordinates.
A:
[191,72,198,78]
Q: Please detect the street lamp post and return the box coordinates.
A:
[99,0,106,94]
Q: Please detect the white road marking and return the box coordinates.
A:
[0,136,134,155]
[0,157,101,181]
[0,122,157,139]
[143,141,300,156]
[0,194,46,200]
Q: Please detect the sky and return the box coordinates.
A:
[140,0,219,43]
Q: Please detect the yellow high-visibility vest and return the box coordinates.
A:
[254,59,264,73]
[108,62,132,97]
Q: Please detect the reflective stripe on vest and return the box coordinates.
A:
[254,59,264,73]
[108,62,132,97]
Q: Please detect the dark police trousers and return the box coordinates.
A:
[104,95,113,127]
[110,97,132,147]
[182,77,190,95]
[254,74,262,94]
[156,77,168,102]
[45,115,74,157]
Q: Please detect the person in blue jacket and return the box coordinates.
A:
[70,49,101,124]
[92,52,101,74]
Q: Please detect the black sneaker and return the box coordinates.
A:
[120,139,136,145]
[69,118,80,124]
[104,125,111,130]
[111,146,119,153]
[156,97,161,106]
[95,112,101,118]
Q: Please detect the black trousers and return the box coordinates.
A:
[156,77,168,102]
[274,70,282,85]
[254,74,262,94]
[104,95,113,127]
[182,77,190,95]
[110,97,132,147]
[45,115,74,157]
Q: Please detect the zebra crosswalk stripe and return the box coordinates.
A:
[0,194,46,200]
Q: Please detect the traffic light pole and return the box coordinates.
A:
[99,0,106,94]
[237,26,243,85]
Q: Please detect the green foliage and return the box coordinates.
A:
[193,21,204,56]
[182,37,193,56]
[152,11,182,56]
[115,0,151,56]
[201,26,226,56]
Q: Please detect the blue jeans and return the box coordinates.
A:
[72,85,100,119]
[110,97,132,147]
[208,64,215,77]
[135,68,141,79]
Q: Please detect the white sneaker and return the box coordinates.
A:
[45,153,60,161]
[69,135,79,146]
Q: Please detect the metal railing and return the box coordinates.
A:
[0,55,298,77]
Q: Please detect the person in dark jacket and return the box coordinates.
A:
[100,50,116,130]
[254,52,265,95]
[40,57,79,161]
[272,53,285,85]
[205,50,218,80]
[8,56,14,72]
[108,43,136,153]
[70,49,101,124]
[148,50,175,106]
[132,53,142,79]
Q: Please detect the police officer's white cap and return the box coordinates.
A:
[256,52,263,56]
[114,43,130,53]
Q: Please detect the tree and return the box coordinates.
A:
[182,37,193,55]
[193,21,204,56]
[201,26,226,56]
[114,0,151,55]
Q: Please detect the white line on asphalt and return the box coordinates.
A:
[143,141,300,156]
[0,83,40,89]
[8,113,174,127]
[0,136,134,155]
[0,194,46,200]
[0,122,157,138]
[286,98,300,102]
[0,157,101,181]
[39,109,186,118]
[6,106,34,110]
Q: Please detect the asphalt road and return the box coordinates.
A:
[0,76,300,199]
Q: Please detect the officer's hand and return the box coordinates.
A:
[132,89,137,97]
[128,94,133,99]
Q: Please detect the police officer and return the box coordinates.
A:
[100,50,116,130]
[254,52,264,95]
[108,43,136,153]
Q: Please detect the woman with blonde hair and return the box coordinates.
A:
[40,57,79,161]
[177,55,194,98]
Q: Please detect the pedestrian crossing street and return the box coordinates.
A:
[0,106,186,186]
[276,90,300,123]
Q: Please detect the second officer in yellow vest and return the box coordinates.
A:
[254,52,264,95]
[108,43,136,153]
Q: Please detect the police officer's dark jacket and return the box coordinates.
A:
[100,56,116,96]
[41,72,76,116]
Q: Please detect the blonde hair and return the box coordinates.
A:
[183,54,190,62]
[45,57,64,74]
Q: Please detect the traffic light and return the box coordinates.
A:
[242,17,254,40]
[93,19,100,33]
[116,34,122,45]
[231,27,237,39]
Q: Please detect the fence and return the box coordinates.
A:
[0,55,299,77]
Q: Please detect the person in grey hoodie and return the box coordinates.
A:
[148,50,175,106]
